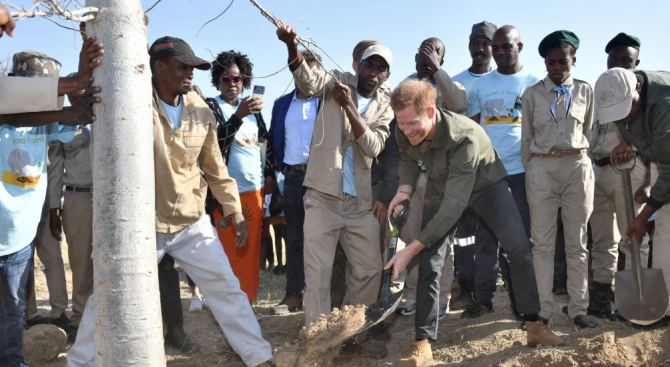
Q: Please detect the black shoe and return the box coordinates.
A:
[632,316,670,331]
[587,281,613,319]
[271,264,284,275]
[460,303,493,319]
[450,293,474,310]
[67,326,78,344]
[164,325,201,354]
[51,313,75,333]
[271,295,303,315]
[369,323,391,342]
[552,285,568,295]
[573,315,598,329]
[342,340,388,359]
[519,321,526,331]
[26,315,51,327]
[561,305,568,315]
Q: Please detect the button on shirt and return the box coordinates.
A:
[283,91,317,165]
[343,93,373,196]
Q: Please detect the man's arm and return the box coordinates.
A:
[433,69,467,113]
[520,89,535,169]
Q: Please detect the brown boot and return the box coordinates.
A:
[526,321,565,347]
[398,339,433,367]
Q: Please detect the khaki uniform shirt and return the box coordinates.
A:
[397,109,508,247]
[293,60,393,211]
[0,77,63,114]
[434,69,467,113]
[47,126,93,209]
[590,119,623,159]
[521,76,594,168]
[153,89,241,233]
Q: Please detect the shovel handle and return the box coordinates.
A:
[621,168,644,302]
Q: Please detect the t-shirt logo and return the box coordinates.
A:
[2,149,42,188]
[483,98,521,125]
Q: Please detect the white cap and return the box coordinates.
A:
[360,44,393,72]
[594,67,638,124]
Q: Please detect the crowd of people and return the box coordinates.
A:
[1,4,669,367]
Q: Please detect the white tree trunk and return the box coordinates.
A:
[85,1,165,365]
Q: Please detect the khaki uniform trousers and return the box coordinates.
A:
[526,154,594,319]
[25,201,68,319]
[303,188,382,327]
[649,164,670,316]
[591,158,649,284]
[62,190,93,326]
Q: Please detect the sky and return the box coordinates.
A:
[2,0,669,121]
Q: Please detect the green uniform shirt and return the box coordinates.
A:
[397,109,508,247]
[615,70,670,209]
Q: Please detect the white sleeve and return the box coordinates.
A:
[0,77,64,114]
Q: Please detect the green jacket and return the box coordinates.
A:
[397,109,508,247]
[615,70,670,209]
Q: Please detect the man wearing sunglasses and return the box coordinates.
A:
[277,21,394,357]
[67,36,273,367]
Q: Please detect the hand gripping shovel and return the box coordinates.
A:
[615,166,669,325]
[358,199,410,333]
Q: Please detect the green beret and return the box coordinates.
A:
[538,30,580,58]
[605,32,641,54]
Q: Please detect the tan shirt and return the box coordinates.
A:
[434,69,467,113]
[153,89,241,233]
[0,77,63,114]
[521,75,593,168]
[590,119,623,159]
[293,60,393,211]
[47,127,93,209]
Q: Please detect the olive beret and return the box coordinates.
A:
[605,32,641,54]
[538,30,580,58]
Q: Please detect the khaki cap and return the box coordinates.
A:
[594,67,637,124]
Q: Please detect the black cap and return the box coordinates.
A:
[538,30,580,58]
[605,33,641,54]
[149,36,211,71]
[470,21,497,42]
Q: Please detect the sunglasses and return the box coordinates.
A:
[220,75,243,85]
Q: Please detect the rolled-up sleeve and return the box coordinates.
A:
[353,104,392,158]
[292,59,337,98]
[0,77,64,114]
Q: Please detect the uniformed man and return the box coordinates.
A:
[387,79,564,367]
[521,31,597,328]
[588,33,650,319]
[595,67,670,327]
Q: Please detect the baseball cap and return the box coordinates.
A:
[149,36,211,71]
[470,21,497,42]
[11,50,61,77]
[360,44,392,72]
[594,68,638,124]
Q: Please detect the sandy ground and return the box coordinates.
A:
[30,242,670,367]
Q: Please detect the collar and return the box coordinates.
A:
[152,88,196,121]
[541,74,574,92]
[291,90,316,102]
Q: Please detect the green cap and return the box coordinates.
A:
[538,30,580,58]
[11,50,61,78]
[605,32,641,54]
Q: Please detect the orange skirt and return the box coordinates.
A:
[213,189,263,302]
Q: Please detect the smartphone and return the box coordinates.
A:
[252,85,265,103]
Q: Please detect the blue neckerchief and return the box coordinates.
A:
[545,79,571,126]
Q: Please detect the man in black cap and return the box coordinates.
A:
[67,36,273,367]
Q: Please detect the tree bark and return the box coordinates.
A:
[85,0,165,365]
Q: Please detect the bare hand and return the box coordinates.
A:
[0,5,16,37]
[387,191,410,217]
[635,184,651,204]
[611,139,633,164]
[61,79,101,125]
[372,201,388,226]
[49,208,62,241]
[418,42,441,77]
[233,96,263,119]
[384,246,414,281]
[626,215,648,244]
[276,20,297,47]
[77,37,104,88]
[264,176,275,197]
[232,212,249,248]
[332,81,354,109]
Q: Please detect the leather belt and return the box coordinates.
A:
[594,156,611,167]
[65,185,93,193]
[531,149,587,158]
[285,164,308,172]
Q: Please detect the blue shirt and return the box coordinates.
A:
[467,68,543,175]
[452,69,489,108]
[343,94,373,197]
[0,123,76,256]
[283,91,317,165]
[160,97,183,133]
[215,96,263,193]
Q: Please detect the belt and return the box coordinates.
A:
[65,185,93,193]
[594,156,611,167]
[531,149,587,158]
[285,164,308,172]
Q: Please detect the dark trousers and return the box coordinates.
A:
[474,173,531,306]
[416,179,540,340]
[158,254,182,327]
[284,168,307,298]
[453,209,477,296]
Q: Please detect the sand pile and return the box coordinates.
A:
[273,305,367,367]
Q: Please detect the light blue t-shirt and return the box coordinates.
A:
[452,69,489,108]
[0,123,76,256]
[215,96,263,194]
[343,94,373,197]
[161,97,183,133]
[467,67,543,175]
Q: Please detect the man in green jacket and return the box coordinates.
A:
[596,68,670,324]
[385,79,564,366]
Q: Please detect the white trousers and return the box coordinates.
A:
[67,215,272,367]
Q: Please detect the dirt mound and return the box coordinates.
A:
[273,305,367,367]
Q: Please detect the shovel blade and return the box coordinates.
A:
[615,268,670,325]
[356,287,407,334]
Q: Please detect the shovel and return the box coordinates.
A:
[615,167,669,325]
[358,199,410,333]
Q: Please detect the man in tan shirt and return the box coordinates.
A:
[67,37,272,367]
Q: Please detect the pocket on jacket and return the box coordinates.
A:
[568,107,586,144]
[182,135,205,164]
